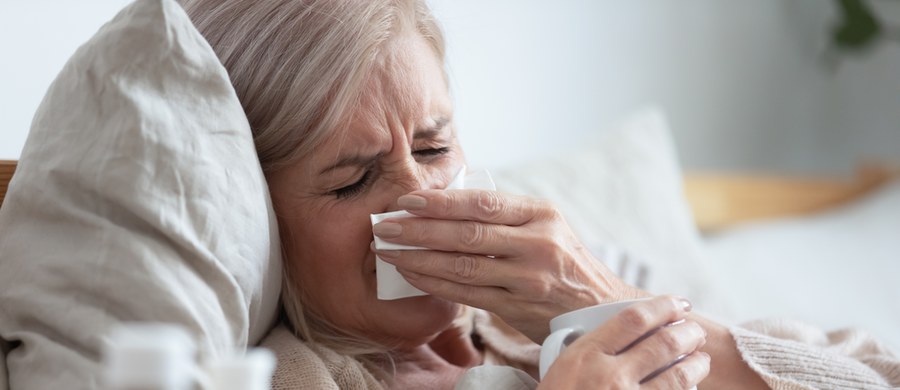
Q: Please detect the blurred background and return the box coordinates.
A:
[435,0,900,174]
[1,1,898,173]
[0,0,898,350]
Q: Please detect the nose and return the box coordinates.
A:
[401,168,445,192]
[382,163,454,213]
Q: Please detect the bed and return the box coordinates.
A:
[689,166,900,353]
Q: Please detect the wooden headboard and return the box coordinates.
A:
[0,160,15,208]
[0,159,895,230]
[684,165,897,231]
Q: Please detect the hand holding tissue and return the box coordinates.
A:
[370,166,496,300]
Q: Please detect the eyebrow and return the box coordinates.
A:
[414,117,450,140]
[319,151,384,175]
[319,117,450,175]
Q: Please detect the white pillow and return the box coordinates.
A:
[493,108,730,315]
[0,0,281,388]
[705,179,900,352]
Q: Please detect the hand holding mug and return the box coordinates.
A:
[539,296,709,390]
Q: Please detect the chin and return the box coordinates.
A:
[376,295,459,348]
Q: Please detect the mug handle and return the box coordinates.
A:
[539,327,582,379]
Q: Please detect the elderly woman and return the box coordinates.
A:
[182,1,899,389]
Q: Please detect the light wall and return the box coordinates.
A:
[0,0,133,160]
[1,0,897,175]
[431,0,899,174]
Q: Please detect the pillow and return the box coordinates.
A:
[704,179,900,352]
[493,108,731,316]
[0,0,281,388]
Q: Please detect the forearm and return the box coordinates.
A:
[692,314,770,390]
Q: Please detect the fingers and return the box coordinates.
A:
[559,296,706,389]
[398,189,556,226]
[374,246,511,287]
[373,217,523,256]
[582,295,693,356]
[394,267,511,309]
[625,320,707,381]
[641,351,710,390]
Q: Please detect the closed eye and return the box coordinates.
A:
[413,146,450,158]
[331,170,373,199]
[330,147,449,199]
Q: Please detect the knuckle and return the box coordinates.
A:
[408,222,430,242]
[686,322,706,342]
[588,341,612,359]
[697,354,712,376]
[475,191,504,219]
[531,235,560,259]
[609,372,630,390]
[619,306,653,330]
[657,328,683,353]
[460,221,487,247]
[569,335,616,363]
[536,199,562,220]
[440,192,460,216]
[527,275,553,299]
[458,285,479,304]
[574,337,607,359]
[671,364,692,388]
[452,255,479,280]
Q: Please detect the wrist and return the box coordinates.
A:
[605,283,651,303]
[693,315,769,390]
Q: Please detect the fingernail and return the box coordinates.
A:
[679,298,693,312]
[373,222,402,238]
[701,352,711,361]
[398,194,427,210]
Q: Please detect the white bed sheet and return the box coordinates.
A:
[704,180,900,353]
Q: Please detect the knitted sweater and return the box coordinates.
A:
[732,318,900,389]
[261,313,900,389]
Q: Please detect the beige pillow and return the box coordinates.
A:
[0,0,281,388]
[494,108,730,315]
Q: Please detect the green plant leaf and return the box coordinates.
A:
[831,0,882,50]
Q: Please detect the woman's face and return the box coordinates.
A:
[268,34,464,348]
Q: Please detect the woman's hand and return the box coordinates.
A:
[540,296,709,389]
[372,189,646,342]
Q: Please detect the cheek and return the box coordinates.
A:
[432,148,467,183]
[290,204,375,311]
[411,145,467,187]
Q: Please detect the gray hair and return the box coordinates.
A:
[182,0,447,374]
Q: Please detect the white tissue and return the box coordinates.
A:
[371,166,496,300]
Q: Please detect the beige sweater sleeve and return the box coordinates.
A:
[731,318,900,390]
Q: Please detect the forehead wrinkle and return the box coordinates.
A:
[315,90,389,177]
[338,66,395,151]
[378,34,430,141]
[340,33,439,159]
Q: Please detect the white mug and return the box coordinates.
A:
[539,298,697,390]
